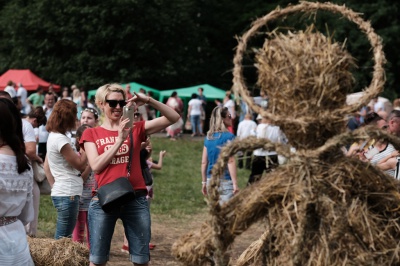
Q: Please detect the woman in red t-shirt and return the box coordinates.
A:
[80,83,179,266]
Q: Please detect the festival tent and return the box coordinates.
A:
[0,69,60,92]
[158,84,226,104]
[87,82,160,100]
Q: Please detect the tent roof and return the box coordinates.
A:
[88,82,160,99]
[158,84,226,103]
[0,69,60,91]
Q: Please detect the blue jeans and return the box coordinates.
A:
[190,115,202,135]
[207,179,234,204]
[88,196,151,264]
[51,196,80,239]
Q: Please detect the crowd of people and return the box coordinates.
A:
[0,82,179,266]
[2,79,400,265]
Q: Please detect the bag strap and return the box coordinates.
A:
[127,131,134,177]
[395,156,400,180]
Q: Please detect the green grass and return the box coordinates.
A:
[38,135,250,236]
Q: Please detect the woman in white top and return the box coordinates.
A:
[0,98,34,266]
[187,93,204,137]
[44,99,88,239]
[248,115,287,184]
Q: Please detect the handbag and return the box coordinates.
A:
[184,119,192,131]
[38,179,52,195]
[97,132,136,213]
[32,161,46,182]
[142,167,153,186]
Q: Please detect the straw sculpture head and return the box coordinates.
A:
[255,26,355,149]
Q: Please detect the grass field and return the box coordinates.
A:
[37,135,250,238]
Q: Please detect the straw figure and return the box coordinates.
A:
[28,237,89,266]
[172,2,400,265]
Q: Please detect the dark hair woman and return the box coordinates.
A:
[0,98,34,265]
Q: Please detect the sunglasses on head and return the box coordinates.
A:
[105,99,126,108]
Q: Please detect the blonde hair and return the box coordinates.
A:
[95,83,126,108]
[72,88,81,100]
[207,106,230,139]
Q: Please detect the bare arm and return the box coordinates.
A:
[201,146,208,196]
[44,155,55,187]
[138,95,180,135]
[25,141,43,163]
[151,150,166,170]
[60,144,87,172]
[227,156,239,194]
[377,150,399,171]
[80,165,92,181]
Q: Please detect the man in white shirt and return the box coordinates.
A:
[237,113,257,169]
[37,92,55,160]
[4,80,17,98]
[17,83,28,114]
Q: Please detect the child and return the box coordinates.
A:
[71,124,94,247]
[72,108,98,247]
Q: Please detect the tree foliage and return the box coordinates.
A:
[0,0,398,98]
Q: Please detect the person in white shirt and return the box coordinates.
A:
[37,92,56,160]
[4,80,17,98]
[22,107,47,237]
[17,83,28,114]
[43,99,88,239]
[223,91,236,134]
[236,113,257,169]
[248,116,287,184]
[187,93,204,137]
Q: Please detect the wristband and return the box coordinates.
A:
[202,181,207,185]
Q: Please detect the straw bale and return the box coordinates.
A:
[28,237,89,266]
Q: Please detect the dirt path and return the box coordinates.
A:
[107,212,265,265]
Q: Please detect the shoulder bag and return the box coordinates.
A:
[97,132,136,213]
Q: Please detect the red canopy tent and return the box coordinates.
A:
[0,69,60,92]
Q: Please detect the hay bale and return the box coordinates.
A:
[28,237,89,266]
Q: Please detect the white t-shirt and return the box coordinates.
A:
[22,119,36,143]
[188,98,203,116]
[17,87,28,108]
[224,99,236,119]
[38,106,53,143]
[237,119,257,139]
[47,132,83,196]
[253,123,286,156]
[4,86,17,98]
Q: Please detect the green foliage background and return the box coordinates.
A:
[0,0,398,98]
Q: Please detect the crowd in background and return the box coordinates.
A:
[2,79,400,265]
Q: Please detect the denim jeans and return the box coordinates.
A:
[207,179,234,205]
[190,115,202,135]
[51,196,80,239]
[88,195,151,265]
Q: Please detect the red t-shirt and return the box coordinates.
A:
[80,121,146,190]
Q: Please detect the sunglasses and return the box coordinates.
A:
[134,112,141,118]
[105,99,126,108]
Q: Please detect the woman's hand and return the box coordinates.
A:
[117,116,132,143]
[201,182,207,196]
[127,92,150,108]
[159,150,166,158]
